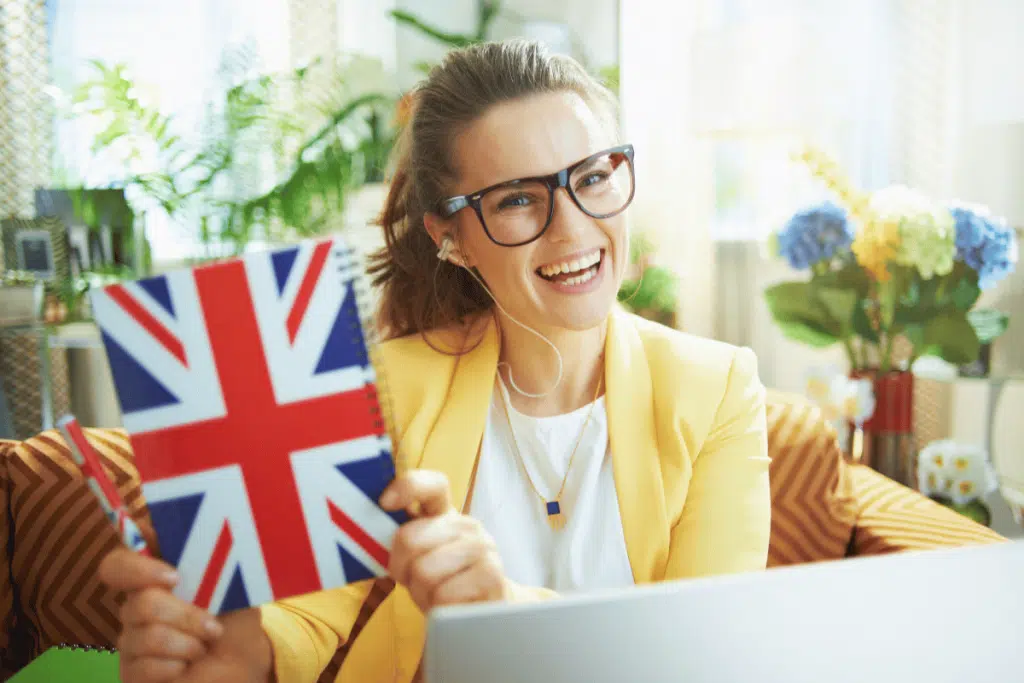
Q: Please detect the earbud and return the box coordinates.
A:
[436,234,461,265]
[436,234,454,261]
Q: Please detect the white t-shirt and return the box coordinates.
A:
[467,378,635,593]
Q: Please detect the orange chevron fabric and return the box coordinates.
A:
[0,440,18,678]
[848,464,1005,554]
[3,429,157,670]
[765,392,859,567]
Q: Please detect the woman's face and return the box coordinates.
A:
[436,91,630,334]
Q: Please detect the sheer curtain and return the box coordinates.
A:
[620,0,1023,390]
[619,0,717,338]
[49,0,290,265]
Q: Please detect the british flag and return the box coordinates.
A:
[90,237,404,615]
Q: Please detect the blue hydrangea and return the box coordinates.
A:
[777,202,854,270]
[950,205,1019,290]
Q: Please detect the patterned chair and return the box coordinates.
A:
[0,392,1004,679]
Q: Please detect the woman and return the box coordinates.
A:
[98,39,771,682]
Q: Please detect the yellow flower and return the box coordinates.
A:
[851,215,901,281]
[794,144,897,278]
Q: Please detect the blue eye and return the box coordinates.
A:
[497,193,532,210]
[576,172,608,190]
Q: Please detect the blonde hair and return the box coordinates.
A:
[367,39,619,340]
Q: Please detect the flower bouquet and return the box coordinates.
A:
[917,440,998,526]
[765,147,1018,484]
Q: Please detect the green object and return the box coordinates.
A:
[932,497,992,527]
[10,647,119,682]
[617,233,679,325]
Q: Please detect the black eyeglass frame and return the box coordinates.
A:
[437,143,635,247]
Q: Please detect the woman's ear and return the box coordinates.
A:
[423,212,447,252]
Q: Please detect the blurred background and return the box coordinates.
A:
[1,0,1022,535]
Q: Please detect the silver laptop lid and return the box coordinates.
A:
[424,541,1023,683]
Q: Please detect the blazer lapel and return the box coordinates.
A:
[391,315,499,679]
[416,315,500,512]
[605,308,670,583]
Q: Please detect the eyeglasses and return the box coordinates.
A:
[438,144,635,247]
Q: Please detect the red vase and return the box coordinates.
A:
[849,370,917,487]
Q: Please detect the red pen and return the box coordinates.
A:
[57,414,151,556]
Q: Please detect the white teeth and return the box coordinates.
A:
[562,266,597,286]
[539,250,601,278]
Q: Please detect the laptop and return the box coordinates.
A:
[424,541,1023,683]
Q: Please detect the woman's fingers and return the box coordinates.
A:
[431,554,507,607]
[389,513,482,581]
[412,535,493,609]
[120,587,224,642]
[380,469,452,517]
[118,622,208,661]
[98,547,179,593]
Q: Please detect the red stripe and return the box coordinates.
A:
[328,500,390,569]
[106,284,188,366]
[194,522,233,610]
[286,241,332,344]
[64,419,123,510]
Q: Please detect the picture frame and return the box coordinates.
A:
[1,216,71,282]
[15,230,55,280]
[35,188,135,271]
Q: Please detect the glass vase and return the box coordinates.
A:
[850,369,917,488]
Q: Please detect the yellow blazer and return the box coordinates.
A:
[260,307,771,682]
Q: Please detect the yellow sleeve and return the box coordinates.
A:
[259,580,375,683]
[664,346,772,578]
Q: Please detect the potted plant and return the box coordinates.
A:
[618,233,678,327]
[764,146,1018,486]
[65,51,398,261]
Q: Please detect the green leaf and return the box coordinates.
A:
[916,313,981,365]
[389,9,476,47]
[950,273,981,311]
[763,281,842,347]
[92,120,129,152]
[811,258,871,296]
[968,308,1010,344]
[816,287,857,335]
[852,301,880,343]
[774,320,842,347]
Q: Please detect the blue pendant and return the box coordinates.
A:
[546,500,565,529]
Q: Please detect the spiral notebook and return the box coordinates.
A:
[10,646,118,683]
[89,236,404,614]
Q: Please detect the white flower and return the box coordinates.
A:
[918,441,996,503]
[831,376,875,425]
[805,366,838,410]
[804,368,876,425]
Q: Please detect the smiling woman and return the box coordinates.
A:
[95,39,772,683]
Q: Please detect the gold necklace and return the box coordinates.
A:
[497,371,603,530]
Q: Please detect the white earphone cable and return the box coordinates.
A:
[439,235,563,398]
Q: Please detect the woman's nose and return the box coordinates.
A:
[545,188,590,241]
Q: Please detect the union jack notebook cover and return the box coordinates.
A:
[89,237,404,614]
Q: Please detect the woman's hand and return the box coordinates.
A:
[97,549,270,682]
[380,470,509,613]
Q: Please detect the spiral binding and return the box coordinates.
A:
[333,238,403,475]
[55,642,117,654]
